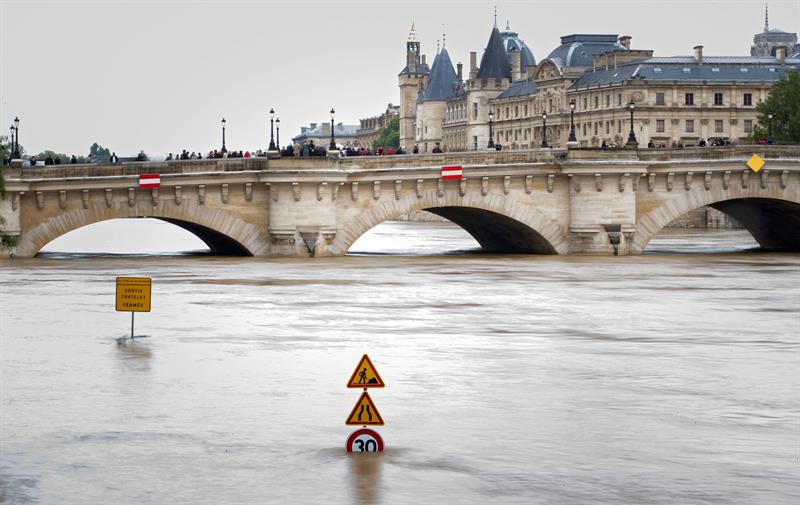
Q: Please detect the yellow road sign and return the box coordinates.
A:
[747,154,765,172]
[347,354,385,388]
[346,391,384,426]
[115,277,152,312]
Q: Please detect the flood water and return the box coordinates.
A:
[1,222,798,504]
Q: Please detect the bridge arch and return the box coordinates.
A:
[332,191,569,255]
[16,199,266,257]
[632,183,800,252]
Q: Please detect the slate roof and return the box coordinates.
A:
[569,57,800,90]
[292,124,359,142]
[477,27,512,80]
[423,48,459,101]
[547,34,626,67]
[495,79,538,99]
[398,60,430,76]
[500,25,536,71]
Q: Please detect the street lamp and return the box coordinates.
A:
[221,117,227,153]
[329,108,337,151]
[13,116,20,158]
[541,112,548,148]
[568,100,577,143]
[626,100,638,147]
[268,108,276,151]
[767,112,774,145]
[9,125,15,159]
[276,118,281,150]
[488,110,495,148]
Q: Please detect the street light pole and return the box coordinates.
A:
[329,108,337,150]
[276,118,281,151]
[221,118,227,153]
[541,113,548,148]
[767,113,774,145]
[9,125,15,159]
[13,116,20,158]
[626,101,638,147]
[568,100,577,143]
[488,110,495,148]
[269,108,276,150]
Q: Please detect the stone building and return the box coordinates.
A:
[291,122,359,149]
[751,4,797,57]
[400,10,799,153]
[356,104,399,149]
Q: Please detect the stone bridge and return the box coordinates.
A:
[1,146,799,258]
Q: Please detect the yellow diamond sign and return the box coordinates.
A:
[747,154,765,172]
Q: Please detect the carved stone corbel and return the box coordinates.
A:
[174,186,182,205]
[547,174,555,193]
[568,174,581,193]
[632,174,641,192]
[351,182,359,201]
[481,177,489,196]
[704,172,712,190]
[648,173,656,192]
[58,190,67,209]
[317,182,327,201]
[292,182,301,202]
[459,177,467,197]
[36,191,44,210]
[198,185,206,205]
[127,188,135,207]
[105,189,114,207]
[332,182,344,201]
[373,181,381,200]
[780,170,789,189]
[151,188,159,207]
[666,173,674,191]
[524,175,533,194]
[619,173,629,192]
[416,179,424,199]
[723,171,730,190]
[245,182,253,201]
[221,184,229,203]
[595,174,602,192]
[742,170,749,189]
[82,190,90,209]
[761,170,769,189]
[395,180,402,200]
[503,176,511,195]
[684,172,693,191]
[437,179,444,198]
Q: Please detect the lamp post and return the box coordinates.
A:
[626,100,638,147]
[276,118,281,150]
[13,116,20,158]
[221,117,227,153]
[488,110,495,148]
[329,108,337,151]
[268,108,276,151]
[767,113,774,145]
[568,100,577,143]
[541,112,548,148]
[9,125,16,159]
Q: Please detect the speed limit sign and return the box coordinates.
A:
[346,428,384,453]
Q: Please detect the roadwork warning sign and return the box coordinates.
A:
[346,354,385,388]
[115,277,152,312]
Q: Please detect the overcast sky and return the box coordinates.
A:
[1,0,797,157]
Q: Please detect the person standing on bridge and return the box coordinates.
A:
[110,152,119,163]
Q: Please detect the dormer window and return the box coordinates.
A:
[653,68,662,72]
[740,68,749,72]
[682,68,691,73]
[712,68,720,72]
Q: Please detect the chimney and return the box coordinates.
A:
[310,123,317,130]
[510,49,521,81]
[776,46,786,65]
[301,127,307,134]
[421,54,427,66]
[619,36,631,50]
[694,45,703,64]
[469,51,478,79]
[457,62,463,82]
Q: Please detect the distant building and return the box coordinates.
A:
[292,122,359,149]
[356,104,400,149]
[751,4,797,57]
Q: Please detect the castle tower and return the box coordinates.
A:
[398,23,429,151]
[416,42,459,152]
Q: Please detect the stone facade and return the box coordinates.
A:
[356,104,399,149]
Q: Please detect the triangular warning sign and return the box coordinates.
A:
[347,354,385,388]
[346,391,385,426]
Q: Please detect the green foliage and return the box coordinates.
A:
[753,70,800,142]
[36,150,69,164]
[89,142,111,157]
[372,116,400,149]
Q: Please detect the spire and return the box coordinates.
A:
[408,21,418,42]
[506,20,510,31]
[437,39,440,53]
[493,5,497,28]
[764,3,769,32]
[422,47,458,101]
[442,25,446,49]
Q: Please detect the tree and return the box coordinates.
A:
[89,142,111,158]
[372,116,400,149]
[36,150,69,164]
[753,70,800,143]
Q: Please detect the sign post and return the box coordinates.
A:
[345,354,386,452]
[115,277,152,339]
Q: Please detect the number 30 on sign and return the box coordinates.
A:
[346,428,384,453]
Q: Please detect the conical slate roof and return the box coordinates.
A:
[422,48,459,101]
[477,27,511,80]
